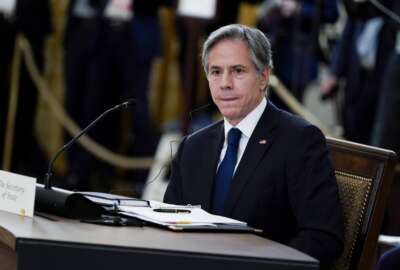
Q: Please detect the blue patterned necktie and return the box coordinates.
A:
[212,128,242,215]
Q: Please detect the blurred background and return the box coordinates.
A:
[0,0,399,202]
[1,0,400,266]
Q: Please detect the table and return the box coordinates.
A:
[0,210,318,270]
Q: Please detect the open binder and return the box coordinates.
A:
[118,201,262,233]
[35,185,260,233]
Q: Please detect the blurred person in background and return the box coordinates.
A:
[64,0,172,192]
[63,0,102,190]
[258,0,339,111]
[371,0,400,155]
[320,0,397,144]
[0,0,51,177]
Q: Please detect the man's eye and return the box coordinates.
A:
[210,70,221,75]
[234,68,245,74]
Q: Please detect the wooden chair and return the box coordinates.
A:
[326,137,397,270]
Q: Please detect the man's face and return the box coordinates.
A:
[207,39,269,126]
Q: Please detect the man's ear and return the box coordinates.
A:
[259,68,270,92]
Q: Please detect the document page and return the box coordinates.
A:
[379,235,400,246]
[118,201,246,227]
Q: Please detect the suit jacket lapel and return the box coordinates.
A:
[223,101,281,216]
[197,122,224,212]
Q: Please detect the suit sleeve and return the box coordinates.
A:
[163,137,187,204]
[286,125,344,267]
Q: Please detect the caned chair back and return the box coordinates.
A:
[326,137,397,270]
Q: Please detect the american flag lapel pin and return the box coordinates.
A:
[259,139,267,145]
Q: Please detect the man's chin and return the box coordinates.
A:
[220,110,241,122]
[220,109,237,117]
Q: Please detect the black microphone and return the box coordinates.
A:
[43,98,136,189]
[35,99,136,217]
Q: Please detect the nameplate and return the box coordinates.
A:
[0,170,36,217]
[177,0,216,19]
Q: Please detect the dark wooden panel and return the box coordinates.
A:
[382,171,400,235]
[330,150,379,179]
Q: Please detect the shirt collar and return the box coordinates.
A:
[223,97,267,139]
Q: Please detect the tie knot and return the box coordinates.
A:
[227,128,241,147]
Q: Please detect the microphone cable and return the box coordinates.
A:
[369,0,400,24]
[140,103,215,193]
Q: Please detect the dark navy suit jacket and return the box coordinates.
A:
[164,100,344,267]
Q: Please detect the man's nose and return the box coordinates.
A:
[220,71,233,89]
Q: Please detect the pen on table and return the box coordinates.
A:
[167,221,192,224]
[153,208,191,213]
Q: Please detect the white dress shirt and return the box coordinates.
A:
[217,97,267,173]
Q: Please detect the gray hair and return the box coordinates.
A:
[201,24,273,75]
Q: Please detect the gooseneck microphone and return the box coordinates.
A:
[36,99,135,217]
[43,99,136,189]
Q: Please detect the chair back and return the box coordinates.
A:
[326,137,397,270]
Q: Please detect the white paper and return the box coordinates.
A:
[0,0,16,16]
[177,0,216,19]
[379,235,400,246]
[0,170,36,217]
[118,201,246,227]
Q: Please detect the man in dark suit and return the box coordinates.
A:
[164,24,344,268]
